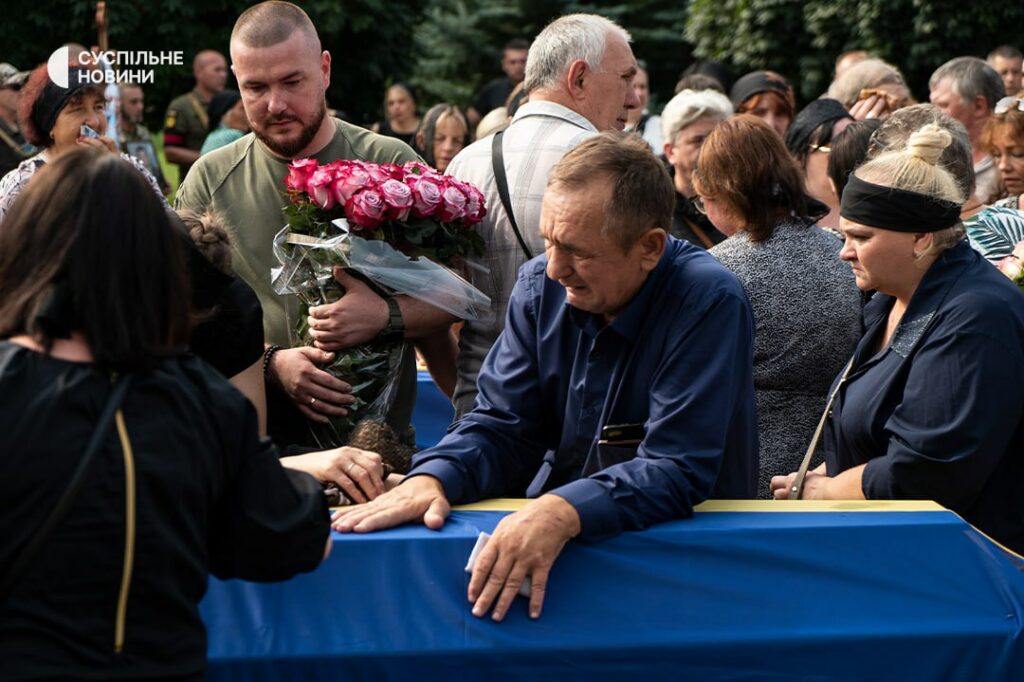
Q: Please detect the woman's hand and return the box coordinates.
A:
[281,447,386,504]
[77,134,119,154]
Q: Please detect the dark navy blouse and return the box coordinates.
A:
[822,241,1024,553]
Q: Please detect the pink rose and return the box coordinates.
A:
[380,178,414,221]
[365,164,398,184]
[1013,240,1024,261]
[408,175,444,217]
[305,167,336,210]
[403,160,439,179]
[438,181,468,223]
[998,256,1023,280]
[332,165,374,204]
[345,188,388,229]
[285,158,318,193]
[461,182,486,223]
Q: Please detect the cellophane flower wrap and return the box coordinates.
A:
[272,159,489,462]
[997,240,1024,294]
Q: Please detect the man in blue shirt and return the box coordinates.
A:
[334,133,758,621]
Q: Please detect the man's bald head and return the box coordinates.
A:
[230,1,321,52]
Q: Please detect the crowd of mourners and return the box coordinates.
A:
[1,1,1022,679]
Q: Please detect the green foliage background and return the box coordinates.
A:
[1,0,1021,130]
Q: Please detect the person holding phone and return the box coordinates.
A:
[0,63,165,223]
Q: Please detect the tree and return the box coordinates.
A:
[685,0,1024,104]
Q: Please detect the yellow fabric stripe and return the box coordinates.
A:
[452,499,946,513]
[114,410,135,653]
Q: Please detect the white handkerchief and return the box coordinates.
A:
[464,531,532,598]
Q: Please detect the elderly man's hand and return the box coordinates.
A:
[331,474,450,532]
[308,268,390,351]
[468,494,581,622]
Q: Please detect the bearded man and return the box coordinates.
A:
[176,0,455,450]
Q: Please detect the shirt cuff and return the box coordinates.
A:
[406,460,464,502]
[549,478,623,542]
[861,457,896,500]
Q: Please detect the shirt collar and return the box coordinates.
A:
[511,100,598,133]
[566,239,675,341]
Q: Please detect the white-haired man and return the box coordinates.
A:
[447,13,641,416]
[660,88,733,248]
[929,57,1006,204]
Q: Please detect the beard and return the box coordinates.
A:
[253,98,327,158]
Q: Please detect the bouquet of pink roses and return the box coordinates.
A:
[271,159,489,460]
[997,240,1024,294]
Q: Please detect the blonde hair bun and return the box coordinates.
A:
[905,124,952,167]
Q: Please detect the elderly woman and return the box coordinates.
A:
[415,103,470,173]
[784,98,853,230]
[826,58,911,121]
[660,88,733,248]
[695,115,862,498]
[771,125,1024,555]
[984,95,1024,211]
[729,70,796,137]
[0,149,331,679]
[0,64,165,222]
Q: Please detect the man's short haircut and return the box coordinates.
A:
[988,45,1023,62]
[929,56,1005,110]
[660,88,732,143]
[523,14,631,93]
[231,0,320,50]
[674,73,725,95]
[504,38,530,52]
[547,132,674,250]
[193,49,224,70]
[868,103,975,198]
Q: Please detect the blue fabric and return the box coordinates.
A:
[823,241,1024,554]
[412,371,454,449]
[411,238,758,541]
[201,508,1024,681]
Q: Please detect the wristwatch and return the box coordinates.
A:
[378,295,405,343]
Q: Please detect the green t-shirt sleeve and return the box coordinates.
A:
[173,159,211,213]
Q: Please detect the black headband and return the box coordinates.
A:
[31,68,98,139]
[840,174,961,233]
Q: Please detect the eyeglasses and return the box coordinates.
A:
[995,97,1024,115]
[807,144,832,154]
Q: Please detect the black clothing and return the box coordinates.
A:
[0,117,32,177]
[190,275,265,378]
[375,119,417,148]
[473,77,514,116]
[0,344,329,680]
[671,192,727,249]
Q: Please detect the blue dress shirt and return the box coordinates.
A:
[822,241,1024,553]
[411,237,758,541]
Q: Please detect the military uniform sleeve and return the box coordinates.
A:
[163,97,188,148]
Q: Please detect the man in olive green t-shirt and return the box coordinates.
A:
[176,2,455,448]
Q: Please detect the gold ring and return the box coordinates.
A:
[346,462,357,473]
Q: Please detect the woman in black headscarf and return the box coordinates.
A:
[784,98,853,231]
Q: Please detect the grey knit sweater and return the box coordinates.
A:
[711,220,862,498]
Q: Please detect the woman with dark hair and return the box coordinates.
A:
[784,98,853,230]
[771,125,1024,555]
[826,118,882,203]
[0,149,330,679]
[414,103,469,173]
[729,70,796,137]
[0,63,165,222]
[371,82,420,147]
[696,115,862,498]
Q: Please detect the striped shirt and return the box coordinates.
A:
[447,101,597,415]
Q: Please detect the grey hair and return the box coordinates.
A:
[868,103,975,197]
[523,14,631,93]
[660,89,733,143]
[929,56,1005,110]
[826,58,906,108]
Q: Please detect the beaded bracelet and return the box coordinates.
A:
[262,344,282,379]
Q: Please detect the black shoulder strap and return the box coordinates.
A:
[0,373,133,601]
[491,130,533,260]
